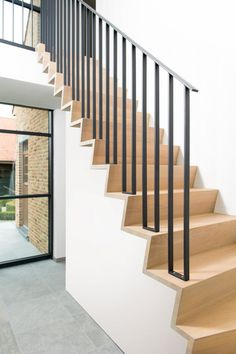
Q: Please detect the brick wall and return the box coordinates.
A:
[24,0,41,48]
[14,107,49,254]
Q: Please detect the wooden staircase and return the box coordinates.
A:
[36,43,236,354]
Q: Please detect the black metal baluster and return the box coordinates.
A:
[56,0,60,71]
[86,9,91,118]
[122,37,127,192]
[49,0,52,56]
[72,0,75,100]
[142,53,148,228]
[113,30,118,164]
[51,0,54,60]
[98,18,103,138]
[67,0,71,86]
[31,0,33,47]
[92,13,96,138]
[105,24,110,163]
[22,0,24,44]
[131,44,136,194]
[75,0,80,100]
[168,74,174,274]
[81,4,85,117]
[184,87,190,281]
[59,0,63,72]
[63,0,67,84]
[2,0,4,39]
[12,0,14,42]
[154,63,160,232]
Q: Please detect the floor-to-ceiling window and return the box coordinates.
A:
[0,103,53,266]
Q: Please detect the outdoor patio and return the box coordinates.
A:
[0,221,41,263]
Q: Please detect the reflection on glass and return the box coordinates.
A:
[0,198,49,263]
[0,134,49,197]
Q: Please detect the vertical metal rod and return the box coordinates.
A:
[59,0,63,72]
[105,24,110,163]
[67,0,71,86]
[86,9,91,118]
[2,0,4,39]
[92,13,96,138]
[51,0,54,60]
[72,0,75,99]
[113,30,118,164]
[81,4,85,116]
[12,0,14,42]
[63,0,67,85]
[76,0,80,100]
[154,63,160,232]
[56,0,60,71]
[46,0,48,51]
[142,53,147,227]
[131,44,136,194]
[184,87,190,281]
[40,0,42,43]
[48,0,50,51]
[98,18,103,138]
[168,74,174,273]
[122,37,127,192]
[22,0,24,44]
[31,0,33,47]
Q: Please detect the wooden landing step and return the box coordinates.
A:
[179,287,236,338]
[147,243,236,289]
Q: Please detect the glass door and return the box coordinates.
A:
[0,104,53,267]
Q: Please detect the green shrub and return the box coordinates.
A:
[0,211,15,221]
[6,203,15,212]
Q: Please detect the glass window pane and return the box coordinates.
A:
[0,105,49,134]
[0,197,49,263]
[0,134,49,197]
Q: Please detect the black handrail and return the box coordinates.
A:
[41,0,198,281]
[79,0,198,92]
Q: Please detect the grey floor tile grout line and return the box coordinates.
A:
[0,260,123,354]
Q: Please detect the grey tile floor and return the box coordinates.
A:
[0,260,123,354]
[0,222,41,263]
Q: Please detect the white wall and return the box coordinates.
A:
[65,116,187,354]
[53,109,66,260]
[96,0,236,216]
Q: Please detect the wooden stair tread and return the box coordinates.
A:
[147,243,236,289]
[108,188,217,199]
[124,213,236,237]
[178,290,236,338]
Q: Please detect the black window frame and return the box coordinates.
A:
[0,103,53,268]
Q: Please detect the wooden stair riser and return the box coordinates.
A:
[190,331,236,354]
[42,53,51,71]
[80,117,162,145]
[60,88,133,112]
[63,99,141,124]
[177,267,236,326]
[147,218,236,268]
[107,165,197,193]
[124,190,218,226]
[92,140,179,165]
[47,62,57,82]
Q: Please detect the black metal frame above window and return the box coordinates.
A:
[0,104,53,269]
